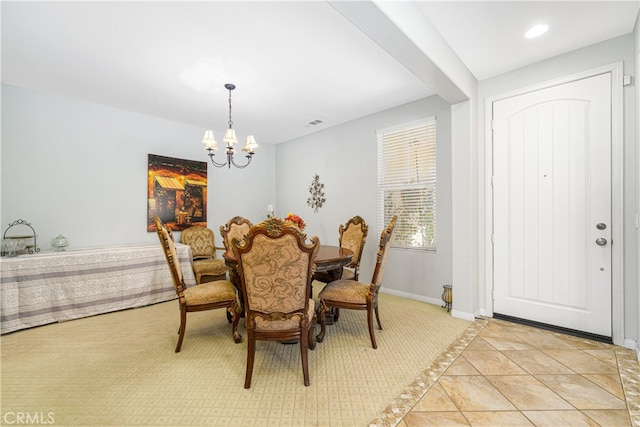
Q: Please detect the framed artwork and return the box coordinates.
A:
[147,154,207,231]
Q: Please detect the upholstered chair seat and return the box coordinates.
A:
[183,280,237,305]
[316,280,368,304]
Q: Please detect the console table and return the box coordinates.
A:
[0,243,196,334]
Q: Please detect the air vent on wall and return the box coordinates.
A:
[306,119,324,127]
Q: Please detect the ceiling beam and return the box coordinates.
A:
[328,0,476,104]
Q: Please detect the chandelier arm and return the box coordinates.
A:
[206,150,230,168]
[229,153,254,169]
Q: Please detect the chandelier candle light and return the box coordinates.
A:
[201,83,259,169]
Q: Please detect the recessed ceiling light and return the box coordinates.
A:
[524,24,549,39]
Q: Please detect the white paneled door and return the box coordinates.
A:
[492,73,612,337]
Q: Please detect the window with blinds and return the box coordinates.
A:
[377,117,436,251]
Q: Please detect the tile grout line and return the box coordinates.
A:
[491,319,634,425]
[397,319,639,427]
[369,318,488,427]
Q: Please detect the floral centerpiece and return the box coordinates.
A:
[284,212,306,230]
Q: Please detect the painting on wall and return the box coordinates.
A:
[147,154,207,232]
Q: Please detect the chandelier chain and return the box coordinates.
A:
[228,88,233,129]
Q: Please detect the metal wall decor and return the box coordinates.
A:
[306,174,326,213]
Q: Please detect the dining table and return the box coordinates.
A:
[222,244,353,315]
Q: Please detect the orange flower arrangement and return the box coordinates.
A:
[284,212,306,230]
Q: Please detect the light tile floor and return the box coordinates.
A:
[397,319,640,427]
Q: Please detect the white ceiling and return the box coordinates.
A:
[417,1,639,81]
[2,1,638,145]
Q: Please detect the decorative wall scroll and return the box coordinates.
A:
[306,173,326,213]
[147,154,207,231]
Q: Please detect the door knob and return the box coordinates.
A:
[596,223,607,230]
[595,238,607,246]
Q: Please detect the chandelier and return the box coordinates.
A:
[201,83,258,169]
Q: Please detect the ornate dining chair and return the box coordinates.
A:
[232,217,320,388]
[220,216,253,251]
[337,215,369,280]
[181,225,228,284]
[313,215,368,284]
[155,217,241,352]
[220,216,253,312]
[316,215,397,349]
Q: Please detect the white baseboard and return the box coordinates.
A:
[380,288,441,306]
[451,309,476,321]
[380,289,476,321]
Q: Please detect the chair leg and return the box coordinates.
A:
[333,307,340,321]
[316,300,328,343]
[300,330,310,386]
[244,333,256,389]
[308,314,317,350]
[367,305,377,349]
[229,307,242,343]
[175,305,187,353]
[374,304,383,330]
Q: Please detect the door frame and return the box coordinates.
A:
[484,62,624,346]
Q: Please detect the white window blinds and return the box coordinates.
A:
[377,117,437,250]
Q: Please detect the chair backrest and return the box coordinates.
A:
[370,215,397,290]
[220,216,253,251]
[232,218,319,327]
[154,216,185,296]
[181,226,217,259]
[339,215,368,269]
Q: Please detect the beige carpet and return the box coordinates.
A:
[1,285,472,426]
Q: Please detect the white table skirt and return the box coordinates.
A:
[0,243,196,334]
